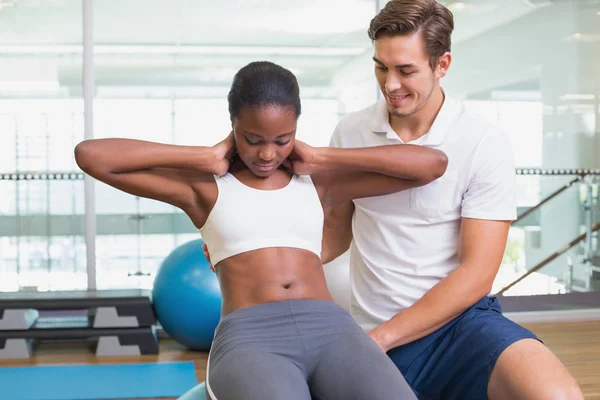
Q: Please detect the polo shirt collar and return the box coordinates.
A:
[369,88,461,145]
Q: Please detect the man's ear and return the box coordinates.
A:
[436,52,452,79]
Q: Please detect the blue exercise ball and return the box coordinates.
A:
[178,382,207,400]
[152,239,222,350]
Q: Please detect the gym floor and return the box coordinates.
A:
[0,320,598,400]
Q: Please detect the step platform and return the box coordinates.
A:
[0,289,156,329]
[0,290,158,359]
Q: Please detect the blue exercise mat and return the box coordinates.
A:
[0,361,198,400]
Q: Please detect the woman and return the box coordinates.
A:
[75,61,447,400]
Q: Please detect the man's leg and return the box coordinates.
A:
[487,338,583,400]
[386,296,582,400]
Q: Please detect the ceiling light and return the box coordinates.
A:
[563,32,600,42]
[447,2,466,11]
[560,94,596,101]
[0,81,60,92]
[0,45,367,57]
[0,1,16,11]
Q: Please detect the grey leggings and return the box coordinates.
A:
[205,299,416,400]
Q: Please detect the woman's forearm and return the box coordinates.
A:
[74,138,219,174]
[313,144,448,182]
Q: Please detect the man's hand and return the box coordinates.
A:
[202,243,216,272]
[283,140,320,175]
[211,131,236,176]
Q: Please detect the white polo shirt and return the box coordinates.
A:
[329,93,517,332]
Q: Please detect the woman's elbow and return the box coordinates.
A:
[74,141,90,170]
[435,151,449,177]
[426,150,448,181]
[74,140,103,174]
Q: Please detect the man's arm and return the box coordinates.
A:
[321,201,355,264]
[368,127,517,351]
[369,217,511,351]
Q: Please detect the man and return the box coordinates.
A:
[322,0,583,399]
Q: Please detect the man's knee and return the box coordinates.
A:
[537,377,583,400]
[489,368,583,400]
[488,339,583,400]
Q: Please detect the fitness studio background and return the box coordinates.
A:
[0,0,599,301]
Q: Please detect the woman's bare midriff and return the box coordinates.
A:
[215,247,334,316]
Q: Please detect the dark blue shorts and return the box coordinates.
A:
[387,296,540,400]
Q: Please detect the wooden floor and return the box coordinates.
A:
[1,320,598,399]
[521,321,600,399]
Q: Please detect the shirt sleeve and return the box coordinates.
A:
[461,129,517,221]
[329,120,343,148]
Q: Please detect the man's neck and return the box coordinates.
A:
[389,87,445,143]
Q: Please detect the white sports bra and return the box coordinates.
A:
[199,172,324,266]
